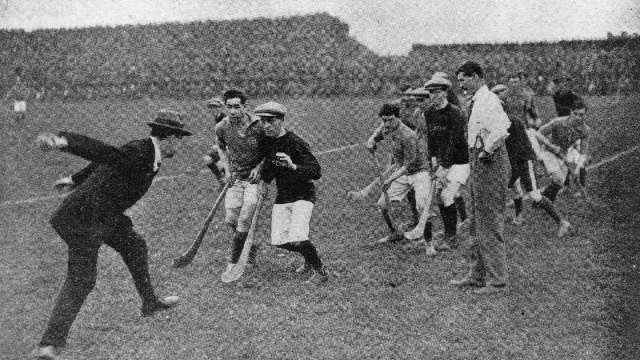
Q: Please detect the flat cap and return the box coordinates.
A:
[254,101,287,117]
[490,84,508,93]
[206,97,223,107]
[147,109,192,136]
[432,71,449,79]
[424,77,452,90]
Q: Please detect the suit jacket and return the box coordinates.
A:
[51,132,158,230]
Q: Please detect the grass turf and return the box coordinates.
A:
[0,95,638,359]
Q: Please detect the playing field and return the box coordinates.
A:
[1,95,639,359]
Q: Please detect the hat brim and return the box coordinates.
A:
[147,122,193,136]
[254,112,284,118]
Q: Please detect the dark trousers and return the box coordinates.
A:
[40,212,157,347]
[467,146,511,286]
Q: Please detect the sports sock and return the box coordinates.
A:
[381,209,395,232]
[296,241,324,272]
[230,231,248,264]
[534,196,562,223]
[514,197,524,216]
[207,162,224,180]
[542,183,563,202]
[442,204,458,236]
[407,189,419,224]
[248,245,259,264]
[455,196,467,222]
[424,221,433,242]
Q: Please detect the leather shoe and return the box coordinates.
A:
[473,285,508,295]
[449,278,484,287]
[33,345,57,359]
[142,295,180,317]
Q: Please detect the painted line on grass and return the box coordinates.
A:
[4,142,636,208]
[0,142,365,207]
[586,144,640,170]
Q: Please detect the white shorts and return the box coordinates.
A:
[224,180,259,232]
[566,147,587,170]
[270,200,314,245]
[435,164,469,206]
[378,170,432,212]
[539,150,568,183]
[14,101,26,112]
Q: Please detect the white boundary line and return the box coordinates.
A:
[0,142,364,207]
[2,142,637,208]
[586,144,640,170]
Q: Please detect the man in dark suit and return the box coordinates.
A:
[33,110,192,360]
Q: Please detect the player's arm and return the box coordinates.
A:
[285,140,321,180]
[538,117,561,136]
[366,122,385,151]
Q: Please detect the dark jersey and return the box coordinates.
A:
[261,130,321,204]
[553,90,581,117]
[504,113,537,166]
[421,103,469,168]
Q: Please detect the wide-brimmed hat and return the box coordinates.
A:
[147,109,192,136]
[412,87,430,97]
[254,101,287,118]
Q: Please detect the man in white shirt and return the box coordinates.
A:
[450,61,512,295]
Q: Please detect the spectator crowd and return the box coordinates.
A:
[1,13,637,100]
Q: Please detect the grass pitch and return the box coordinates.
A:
[1,95,639,359]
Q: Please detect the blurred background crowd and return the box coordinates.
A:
[1,13,637,100]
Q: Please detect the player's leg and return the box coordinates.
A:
[403,172,437,254]
[539,151,566,203]
[230,181,259,265]
[39,222,101,352]
[271,201,328,283]
[376,176,409,243]
[524,160,571,237]
[223,180,247,270]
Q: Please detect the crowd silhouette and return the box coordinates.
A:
[1,13,637,100]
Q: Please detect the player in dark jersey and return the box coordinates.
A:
[255,101,329,285]
[493,84,571,237]
[410,77,469,250]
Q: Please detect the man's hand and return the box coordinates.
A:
[248,166,261,183]
[53,176,75,193]
[224,172,236,186]
[435,166,448,181]
[478,150,494,163]
[366,136,378,153]
[550,144,563,156]
[382,179,392,192]
[275,152,296,170]
[36,133,67,151]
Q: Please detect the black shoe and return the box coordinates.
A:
[141,296,180,317]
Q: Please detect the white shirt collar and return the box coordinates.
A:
[150,136,162,171]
